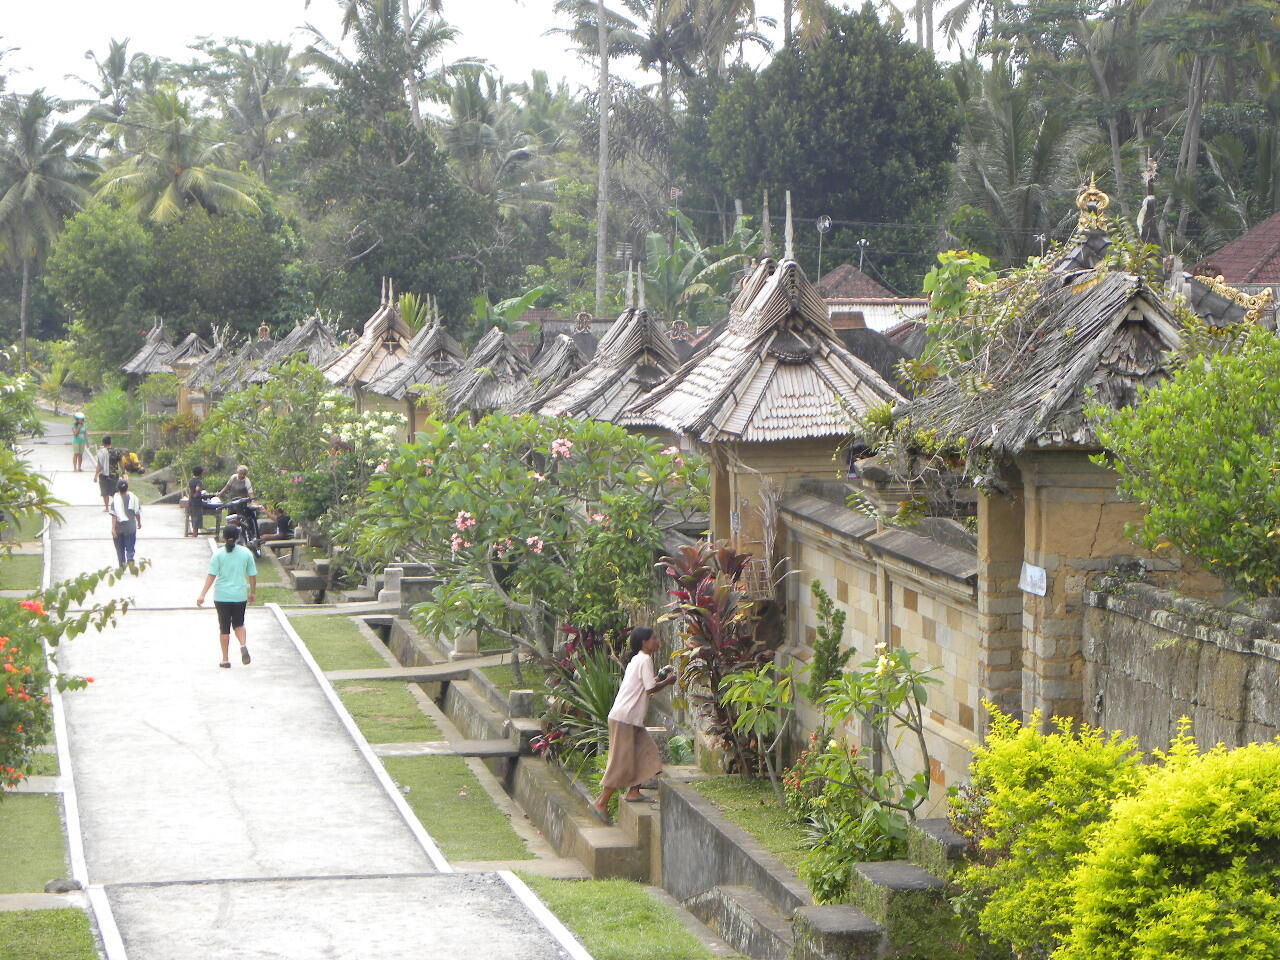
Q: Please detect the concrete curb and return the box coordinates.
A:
[266,601,454,874]
[498,871,594,960]
[43,502,131,959]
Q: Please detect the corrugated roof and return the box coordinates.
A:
[323,299,414,389]
[246,316,342,385]
[535,307,683,422]
[121,323,175,376]
[447,326,531,414]
[817,263,893,300]
[505,334,590,413]
[620,259,904,442]
[828,299,928,332]
[365,322,464,400]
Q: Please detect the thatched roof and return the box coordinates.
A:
[836,327,913,396]
[365,322,464,400]
[168,332,211,367]
[447,326,531,414]
[185,341,231,391]
[246,316,341,385]
[205,336,276,397]
[122,323,175,376]
[323,298,414,389]
[621,258,903,442]
[506,334,590,413]
[535,307,682,422]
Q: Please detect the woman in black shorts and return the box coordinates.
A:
[196,526,258,668]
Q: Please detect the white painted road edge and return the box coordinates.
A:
[267,601,454,873]
[499,871,594,960]
[41,503,132,959]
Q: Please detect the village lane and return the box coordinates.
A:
[27,421,583,960]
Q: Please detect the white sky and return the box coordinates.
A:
[3,0,958,101]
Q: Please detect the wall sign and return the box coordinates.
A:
[1019,562,1047,597]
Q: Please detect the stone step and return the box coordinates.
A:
[683,885,794,960]
[372,739,520,759]
[791,905,886,960]
[847,859,961,957]
[286,569,326,592]
[907,817,967,880]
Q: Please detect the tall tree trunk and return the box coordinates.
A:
[916,0,924,46]
[1077,22,1128,218]
[19,257,30,374]
[925,0,934,51]
[594,0,611,318]
[402,0,424,131]
[783,0,794,48]
[1161,54,1216,247]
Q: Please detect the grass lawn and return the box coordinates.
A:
[257,585,306,606]
[520,876,721,960]
[690,776,809,874]
[480,660,548,697]
[0,795,68,893]
[129,477,160,503]
[385,756,532,861]
[292,615,386,671]
[0,909,97,960]
[2,511,47,543]
[26,752,58,777]
[0,554,43,591]
[254,557,283,585]
[334,681,440,743]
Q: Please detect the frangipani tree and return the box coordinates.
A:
[354,412,707,664]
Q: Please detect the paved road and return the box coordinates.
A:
[28,422,581,960]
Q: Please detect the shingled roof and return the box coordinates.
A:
[205,335,276,398]
[168,332,210,367]
[447,326,531,414]
[1194,210,1280,284]
[246,316,341,385]
[621,258,904,442]
[506,334,590,413]
[365,322,464,400]
[323,297,414,389]
[185,340,231,391]
[817,263,893,300]
[121,322,175,376]
[535,307,682,422]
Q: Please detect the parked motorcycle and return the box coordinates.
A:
[224,497,262,557]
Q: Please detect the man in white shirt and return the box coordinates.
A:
[109,478,142,568]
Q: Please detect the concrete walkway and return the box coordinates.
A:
[26,422,586,960]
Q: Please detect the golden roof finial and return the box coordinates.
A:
[1076,173,1111,229]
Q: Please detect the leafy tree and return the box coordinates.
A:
[1090,324,1280,598]
[641,207,758,325]
[95,87,260,223]
[353,413,706,661]
[708,5,959,285]
[0,91,98,369]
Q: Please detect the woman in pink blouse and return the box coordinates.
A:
[592,627,676,821]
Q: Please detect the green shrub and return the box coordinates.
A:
[950,707,1145,956]
[805,579,850,701]
[1057,738,1280,960]
[83,386,138,432]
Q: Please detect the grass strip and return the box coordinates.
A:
[334,681,440,744]
[291,615,387,672]
[480,660,549,697]
[0,554,43,591]
[385,755,532,862]
[690,776,809,874]
[256,585,306,606]
[254,557,283,585]
[0,795,68,893]
[2,511,46,543]
[0,909,97,960]
[519,876,718,960]
[26,752,58,777]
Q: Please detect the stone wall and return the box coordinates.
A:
[780,491,980,813]
[1083,577,1280,749]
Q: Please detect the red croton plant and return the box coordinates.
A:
[659,541,772,775]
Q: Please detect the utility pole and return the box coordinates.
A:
[594,0,611,319]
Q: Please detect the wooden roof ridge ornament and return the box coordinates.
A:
[257,322,272,342]
[1077,173,1111,232]
[626,259,635,308]
[1137,153,1159,244]
[574,310,593,333]
[761,191,773,258]
[784,190,795,261]
[1192,274,1274,325]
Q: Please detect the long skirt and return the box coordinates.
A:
[601,720,663,790]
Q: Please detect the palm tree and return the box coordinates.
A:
[95,88,259,223]
[781,0,829,48]
[0,91,98,369]
[949,61,1097,264]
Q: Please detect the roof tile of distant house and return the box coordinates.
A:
[246,316,342,385]
[121,323,175,376]
[365,322,464,400]
[816,263,894,300]
[1194,210,1280,284]
[620,259,904,442]
[448,326,531,414]
[167,332,211,367]
[323,299,414,389]
[506,334,590,413]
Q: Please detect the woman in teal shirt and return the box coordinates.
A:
[197,526,258,668]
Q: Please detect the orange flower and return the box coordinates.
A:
[2,664,16,674]
[19,600,45,618]
[85,677,95,684]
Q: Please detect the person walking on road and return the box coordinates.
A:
[71,413,87,472]
[109,479,142,568]
[93,436,117,512]
[197,525,257,669]
[591,627,676,822]
[186,466,207,537]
